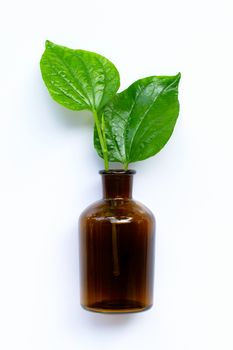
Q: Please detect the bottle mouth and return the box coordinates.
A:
[99,169,136,175]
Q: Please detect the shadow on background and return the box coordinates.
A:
[49,103,94,129]
[80,308,138,328]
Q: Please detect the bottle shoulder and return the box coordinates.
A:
[133,200,155,221]
[79,198,155,223]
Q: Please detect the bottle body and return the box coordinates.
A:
[79,170,155,313]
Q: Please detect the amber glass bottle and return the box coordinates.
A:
[79,170,155,313]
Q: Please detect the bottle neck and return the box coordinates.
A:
[100,170,136,200]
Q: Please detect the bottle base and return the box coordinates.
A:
[81,300,153,314]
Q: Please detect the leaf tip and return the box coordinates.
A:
[45,40,54,49]
[176,72,181,81]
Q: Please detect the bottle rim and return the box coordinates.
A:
[99,169,136,175]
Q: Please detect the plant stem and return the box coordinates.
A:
[124,162,129,170]
[93,110,109,170]
[101,113,109,161]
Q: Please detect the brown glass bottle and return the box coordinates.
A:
[79,170,155,313]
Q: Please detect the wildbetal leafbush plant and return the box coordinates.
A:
[40,40,181,170]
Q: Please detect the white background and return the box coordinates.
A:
[0,0,233,349]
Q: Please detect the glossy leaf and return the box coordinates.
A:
[40,40,120,112]
[94,74,181,165]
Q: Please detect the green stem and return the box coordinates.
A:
[124,162,129,170]
[101,113,108,158]
[93,110,109,170]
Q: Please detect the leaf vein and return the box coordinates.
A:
[128,79,178,159]
[46,59,89,107]
[46,52,91,107]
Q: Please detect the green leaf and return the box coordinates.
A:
[94,73,181,165]
[40,40,120,112]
